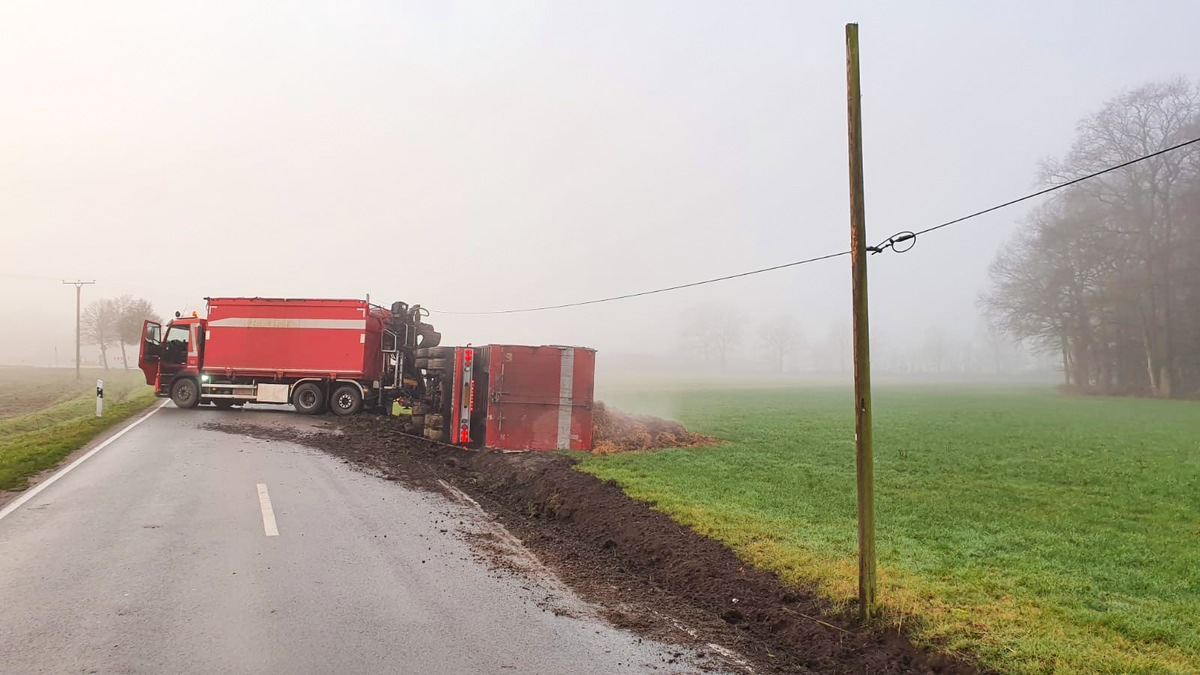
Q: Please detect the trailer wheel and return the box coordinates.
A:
[170,378,200,409]
[416,346,455,359]
[420,357,451,371]
[293,382,326,415]
[330,384,363,416]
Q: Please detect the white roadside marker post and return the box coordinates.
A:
[96,379,103,417]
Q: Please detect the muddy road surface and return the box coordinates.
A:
[209,414,979,675]
[0,404,728,674]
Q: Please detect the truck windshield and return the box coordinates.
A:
[163,325,190,364]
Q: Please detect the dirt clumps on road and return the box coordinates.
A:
[591,402,718,454]
[211,416,978,674]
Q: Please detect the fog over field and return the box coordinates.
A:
[2,2,1198,376]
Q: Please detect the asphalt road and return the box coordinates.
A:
[0,404,706,674]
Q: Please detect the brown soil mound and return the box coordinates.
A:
[210,416,978,674]
[591,401,718,454]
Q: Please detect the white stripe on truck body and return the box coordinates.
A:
[556,348,575,450]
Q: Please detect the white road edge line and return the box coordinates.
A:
[0,399,171,524]
[439,479,753,672]
[256,483,279,536]
[437,479,547,572]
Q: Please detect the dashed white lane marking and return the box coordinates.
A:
[0,399,170,525]
[257,483,279,536]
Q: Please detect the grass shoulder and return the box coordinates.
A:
[579,383,1200,673]
[0,367,158,492]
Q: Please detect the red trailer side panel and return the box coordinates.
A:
[482,345,595,451]
[203,298,387,380]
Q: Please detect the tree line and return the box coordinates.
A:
[82,296,161,370]
[984,78,1200,398]
[680,306,1035,375]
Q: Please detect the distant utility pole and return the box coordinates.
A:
[63,280,95,380]
[845,23,877,623]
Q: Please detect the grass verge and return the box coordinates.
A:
[579,384,1200,674]
[0,368,157,491]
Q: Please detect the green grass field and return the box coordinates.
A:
[580,384,1200,674]
[0,367,157,491]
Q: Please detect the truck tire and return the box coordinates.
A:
[417,346,455,359]
[293,382,325,415]
[171,378,200,409]
[330,384,363,416]
[420,357,451,371]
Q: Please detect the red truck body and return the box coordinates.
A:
[203,298,388,381]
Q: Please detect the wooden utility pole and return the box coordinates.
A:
[63,280,95,380]
[845,23,877,622]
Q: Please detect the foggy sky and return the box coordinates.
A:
[3,1,1199,367]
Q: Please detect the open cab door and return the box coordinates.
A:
[138,320,162,387]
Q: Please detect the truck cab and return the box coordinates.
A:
[138,314,205,405]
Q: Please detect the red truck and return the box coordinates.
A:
[137,297,595,450]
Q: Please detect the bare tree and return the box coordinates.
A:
[114,296,161,370]
[82,299,119,370]
[679,305,742,370]
[759,315,802,372]
[922,326,950,374]
[819,322,851,373]
[986,78,1200,396]
[978,322,1016,375]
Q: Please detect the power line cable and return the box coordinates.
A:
[870,135,1200,254]
[431,250,850,315]
[0,273,62,282]
[431,135,1200,315]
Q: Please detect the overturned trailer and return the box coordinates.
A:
[418,344,596,451]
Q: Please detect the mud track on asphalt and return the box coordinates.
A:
[208,416,980,675]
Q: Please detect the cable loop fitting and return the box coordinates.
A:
[867,231,917,255]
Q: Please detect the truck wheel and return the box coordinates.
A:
[171,378,200,409]
[421,357,450,371]
[293,382,326,415]
[330,384,363,416]
[417,346,455,359]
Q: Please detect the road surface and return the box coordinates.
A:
[0,404,708,674]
